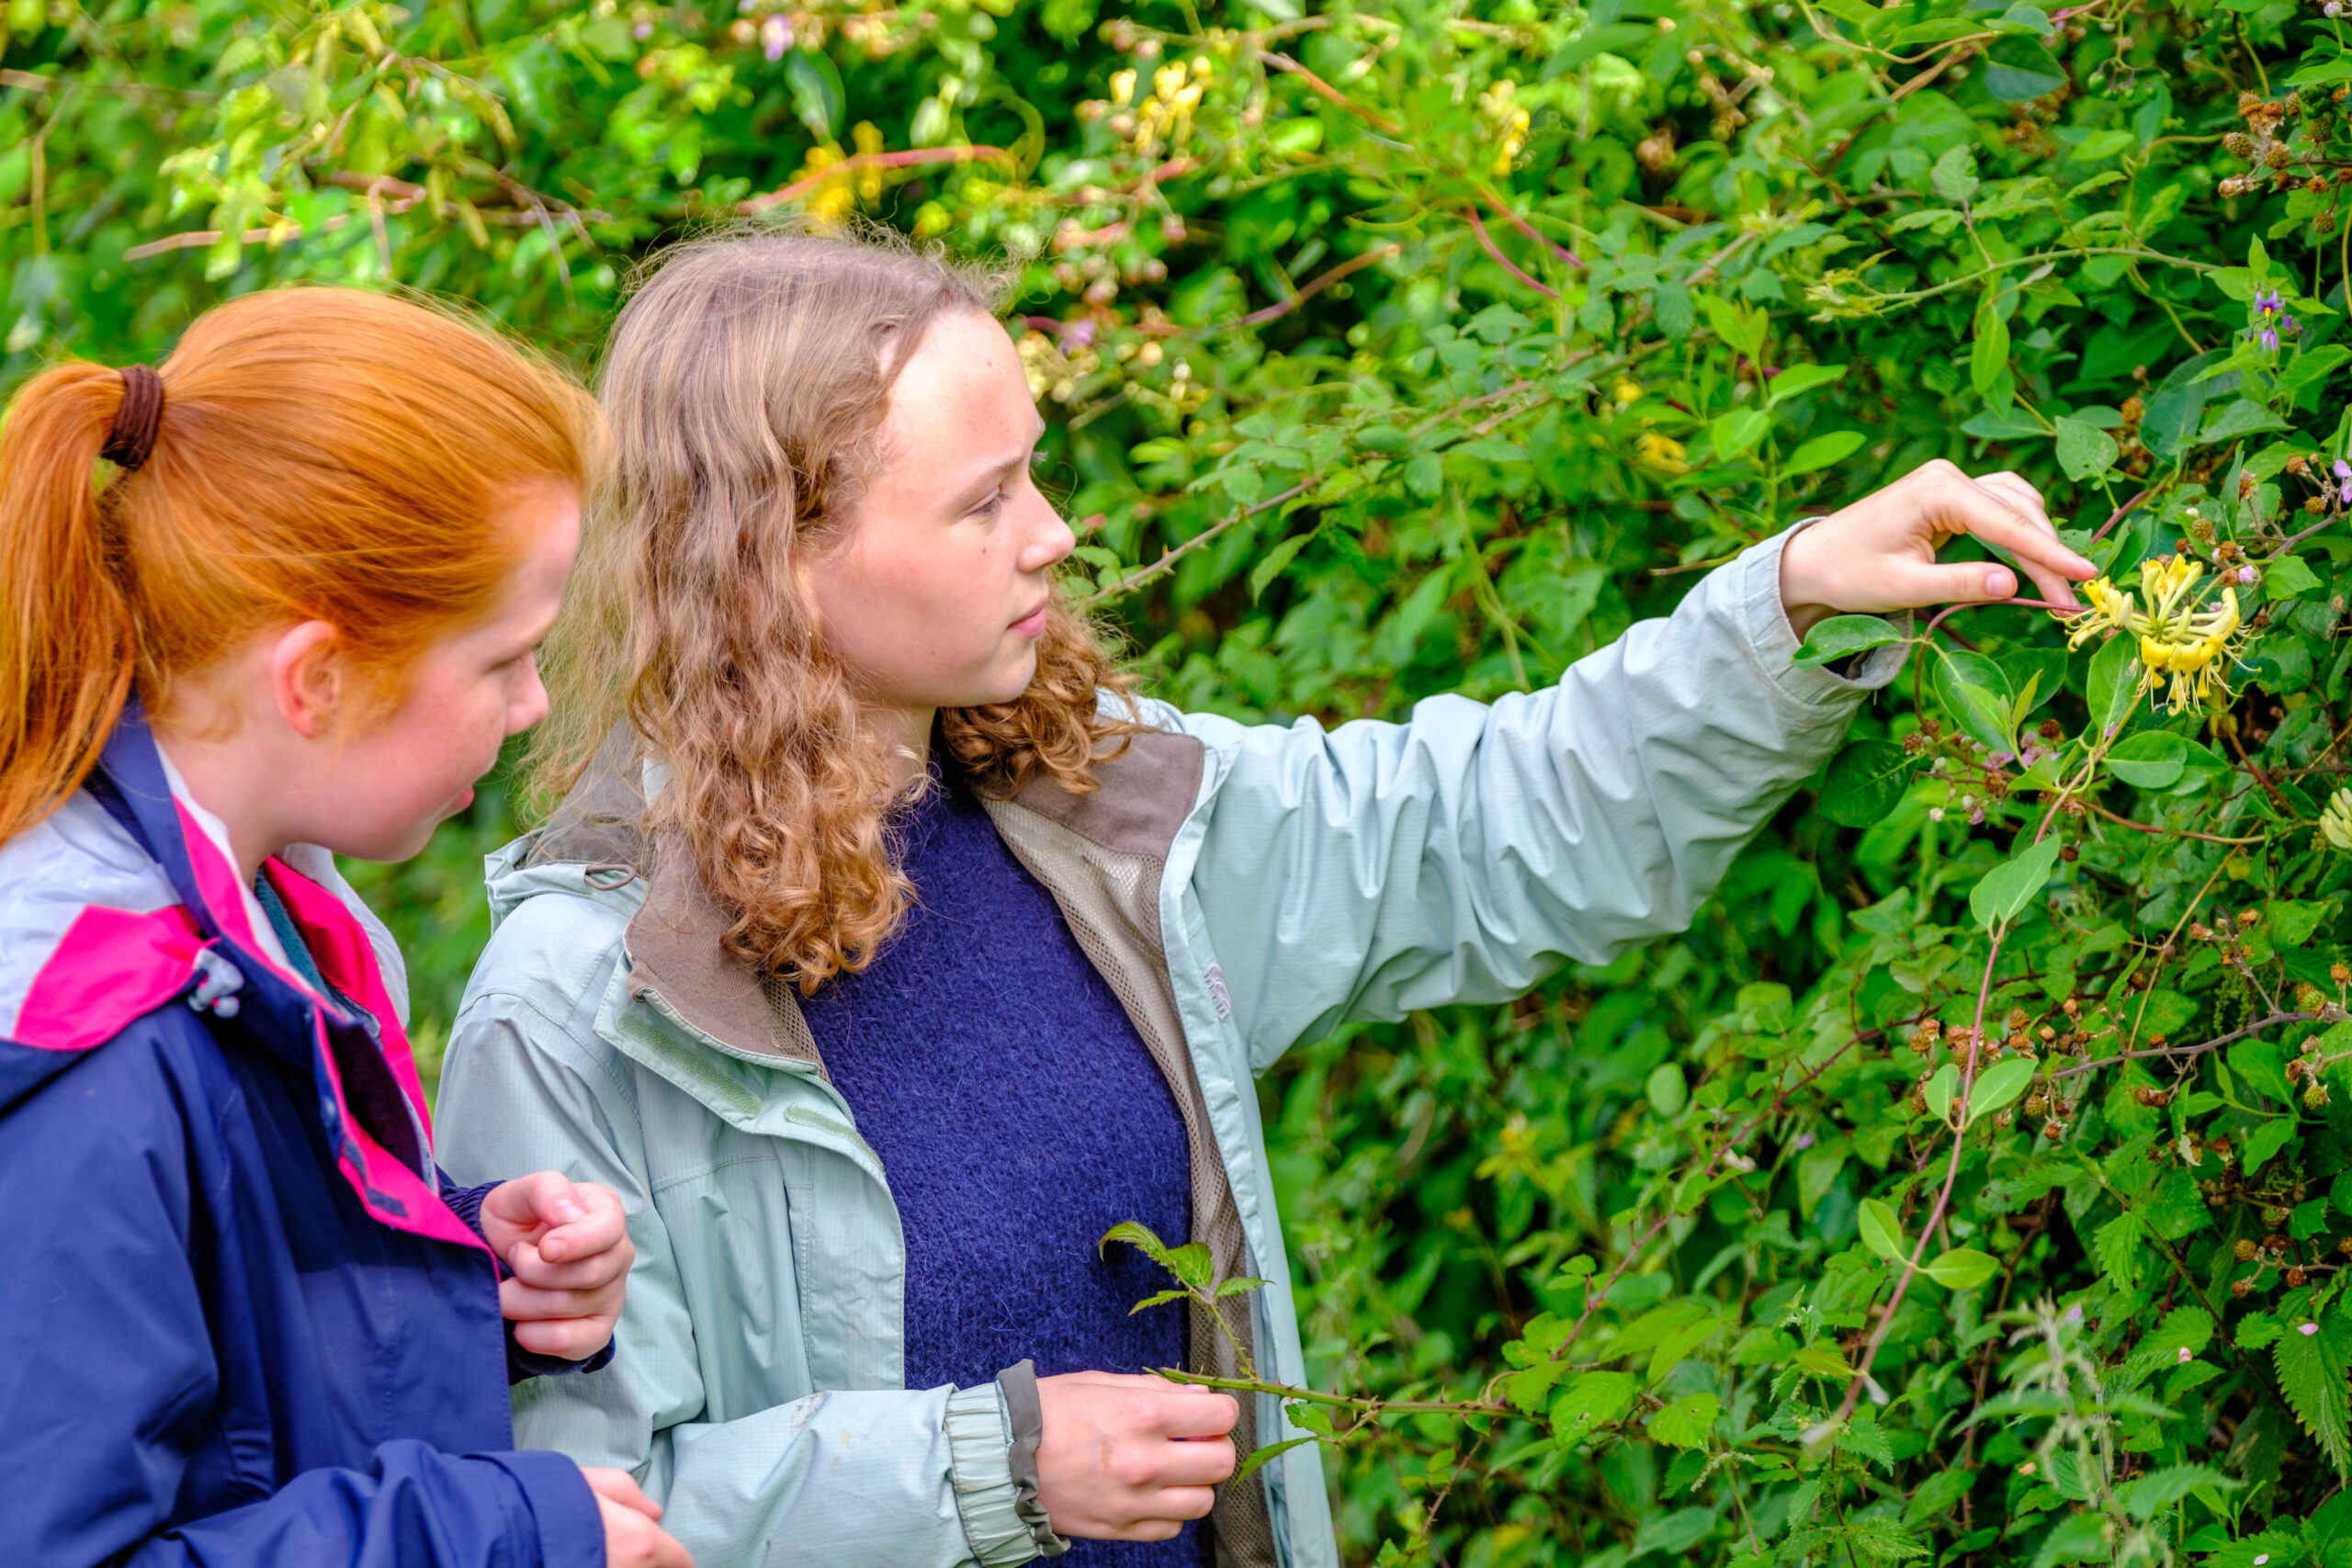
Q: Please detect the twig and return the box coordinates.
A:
[1464,207,1559,299]
[1083,479,1316,602]
[2087,801,2267,846]
[1256,51,1403,133]
[2049,1010,2318,1080]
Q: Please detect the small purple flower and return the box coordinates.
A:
[2335,457,2351,505]
[2249,290,2301,352]
[2177,1346,2193,1362]
[2303,1322,2323,1336]
[762,13,791,61]
[1793,1131,1815,1151]
[2239,565,2259,585]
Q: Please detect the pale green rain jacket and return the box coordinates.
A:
[434,525,1902,1568]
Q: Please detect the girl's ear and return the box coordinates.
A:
[266,621,347,740]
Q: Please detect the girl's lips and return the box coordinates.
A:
[1012,604,1048,637]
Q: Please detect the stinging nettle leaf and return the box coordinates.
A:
[2276,1313,2352,1478]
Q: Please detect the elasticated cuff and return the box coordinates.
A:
[944,1379,1060,1565]
[998,1360,1069,1557]
[1736,522,1912,703]
[483,1450,605,1568]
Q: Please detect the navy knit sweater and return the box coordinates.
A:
[800,768,1200,1568]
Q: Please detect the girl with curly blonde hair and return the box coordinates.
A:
[437,224,2096,1568]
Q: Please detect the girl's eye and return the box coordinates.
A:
[972,489,1007,518]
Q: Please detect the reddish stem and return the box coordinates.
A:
[1464,206,1560,299]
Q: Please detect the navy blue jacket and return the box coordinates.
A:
[0,713,605,1568]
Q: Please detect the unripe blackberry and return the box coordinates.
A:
[2267,1205,2291,1228]
[2233,1278,2255,1297]
[2335,962,2351,986]
[2025,1091,2049,1116]
[2227,131,2257,157]
[2063,998,2080,1016]
[2290,1267,2309,1287]
[2042,1120,2064,1140]
[2337,1236,2352,1257]
[2241,908,2261,927]
[2309,1082,2331,1110]
[2040,1026,2056,1042]
[1995,1109,2016,1130]
[2237,1237,2261,1261]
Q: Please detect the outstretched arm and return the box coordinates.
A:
[1181,463,2095,1070]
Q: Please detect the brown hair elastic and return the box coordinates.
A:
[101,365,164,470]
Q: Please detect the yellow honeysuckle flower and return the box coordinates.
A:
[2322,786,2352,852]
[2052,555,2250,713]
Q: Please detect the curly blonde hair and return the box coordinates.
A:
[529,223,1136,989]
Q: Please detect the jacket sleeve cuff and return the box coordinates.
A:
[481,1449,605,1568]
[1734,522,1910,704]
[945,1373,1062,1565]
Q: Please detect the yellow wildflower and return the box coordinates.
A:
[1612,379,1642,407]
[2323,786,2352,852]
[852,121,885,203]
[2055,553,2251,713]
[1634,431,1689,475]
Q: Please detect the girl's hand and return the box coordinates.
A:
[582,1468,695,1568]
[1778,458,2100,637]
[479,1171,634,1360]
[1036,1371,1239,1540]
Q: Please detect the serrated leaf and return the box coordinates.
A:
[1859,1197,1906,1261]
[1226,1434,1316,1493]
[1100,1220,1173,1267]
[2054,416,2120,480]
[1549,1370,1637,1442]
[1904,1467,1976,1525]
[2275,1313,2352,1477]
[2120,1463,2236,1519]
[1213,1275,1272,1299]
[2093,1212,2144,1292]
[1966,1056,2040,1123]
[1932,144,1981,204]
[1645,1391,1720,1449]
[2242,1116,2300,1176]
[1127,1288,1193,1313]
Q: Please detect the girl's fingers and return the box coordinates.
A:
[1936,482,2093,607]
[505,1236,632,1290]
[537,1184,629,1265]
[511,1314,613,1359]
[1871,556,2021,609]
[500,1276,621,1324]
[1146,1484,1220,1523]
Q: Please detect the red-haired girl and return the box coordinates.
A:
[0,288,689,1568]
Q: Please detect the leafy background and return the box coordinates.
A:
[17,0,2352,1562]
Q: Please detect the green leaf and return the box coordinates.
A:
[2120,1464,2237,1520]
[1549,1370,1638,1442]
[1782,429,1869,475]
[2053,416,2120,481]
[1922,1247,2001,1290]
[1702,295,1768,361]
[1983,36,2067,100]
[1859,1197,1906,1261]
[2086,632,2142,736]
[1248,530,1314,602]
[1711,406,1770,460]
[1932,648,2018,753]
[1971,297,2012,400]
[1631,1508,1718,1557]
[1100,1220,1173,1267]
[1226,1435,1317,1493]
[1793,613,1906,667]
[2276,1313,2352,1477]
[783,49,845,141]
[1818,738,1917,828]
[2106,729,2187,788]
[2242,1116,2301,1176]
[1646,1062,1688,1116]
[1924,1063,1961,1122]
[2200,398,2292,446]
[1965,1056,2040,1124]
[2264,554,2325,599]
[1645,1391,1720,1449]
[1931,144,1981,205]
[1904,1467,1976,1526]
[2093,1212,2144,1292]
[1768,363,1849,405]
[1969,837,2063,932]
